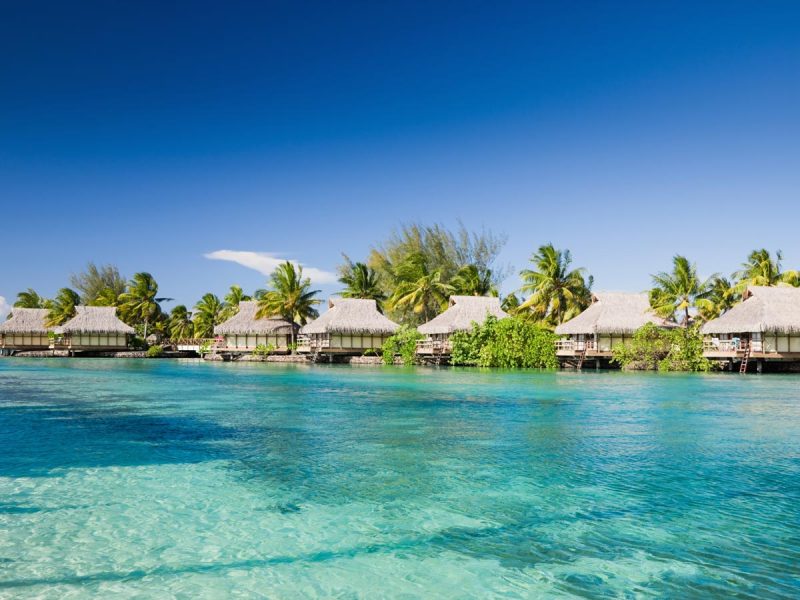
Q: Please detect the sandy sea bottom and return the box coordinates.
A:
[0,359,798,598]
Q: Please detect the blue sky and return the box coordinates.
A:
[2,1,799,317]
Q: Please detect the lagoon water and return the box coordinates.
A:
[0,359,798,598]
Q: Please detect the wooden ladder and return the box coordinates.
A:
[739,344,751,374]
[576,344,588,370]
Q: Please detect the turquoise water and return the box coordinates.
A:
[0,360,799,598]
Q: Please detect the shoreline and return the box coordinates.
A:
[4,353,800,373]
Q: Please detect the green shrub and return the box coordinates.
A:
[451,316,558,369]
[612,323,713,371]
[252,343,275,357]
[146,345,164,358]
[198,341,212,355]
[382,326,424,365]
[660,326,714,372]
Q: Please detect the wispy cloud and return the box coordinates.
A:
[0,296,9,320]
[204,250,338,284]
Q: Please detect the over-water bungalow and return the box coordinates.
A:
[554,292,674,367]
[417,295,508,356]
[0,308,51,354]
[213,301,298,354]
[700,286,800,372]
[52,306,134,353]
[298,298,399,355]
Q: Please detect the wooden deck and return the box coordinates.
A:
[702,341,800,361]
[555,340,613,358]
[415,340,451,356]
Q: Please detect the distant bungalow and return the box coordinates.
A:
[298,298,399,355]
[213,301,298,354]
[417,295,508,357]
[701,286,800,372]
[555,292,674,367]
[0,308,50,354]
[52,306,134,353]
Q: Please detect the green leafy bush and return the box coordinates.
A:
[382,326,424,365]
[198,341,212,355]
[612,323,713,371]
[146,345,164,358]
[661,326,714,372]
[451,316,558,369]
[252,343,275,357]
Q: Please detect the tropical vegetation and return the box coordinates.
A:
[516,244,593,326]
[45,288,81,327]
[338,258,387,310]
[381,326,424,366]
[256,261,321,345]
[192,293,225,339]
[220,285,251,321]
[167,305,194,340]
[733,249,799,291]
[387,252,454,322]
[450,316,559,369]
[5,234,800,371]
[612,323,712,372]
[648,249,799,326]
[70,262,126,306]
[366,223,507,324]
[695,276,737,322]
[649,255,713,326]
[118,272,172,339]
[14,288,50,309]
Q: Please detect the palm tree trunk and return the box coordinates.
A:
[684,306,690,328]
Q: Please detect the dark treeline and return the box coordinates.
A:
[8,222,799,346]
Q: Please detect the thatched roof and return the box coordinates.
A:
[701,286,800,335]
[300,298,399,335]
[214,301,298,335]
[555,292,674,335]
[0,308,50,334]
[56,306,135,334]
[418,295,508,335]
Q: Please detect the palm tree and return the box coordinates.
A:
[90,287,121,307]
[339,259,387,310]
[256,262,321,345]
[168,305,194,340]
[118,272,172,339]
[45,288,80,327]
[733,249,799,291]
[220,285,251,321]
[517,244,592,325]
[14,288,49,309]
[696,276,738,322]
[501,293,521,313]
[650,255,714,326]
[388,252,454,322]
[192,294,224,338]
[451,264,497,297]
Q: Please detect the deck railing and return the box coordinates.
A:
[555,339,596,352]
[170,338,215,346]
[296,335,330,351]
[416,339,451,354]
[704,340,764,353]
